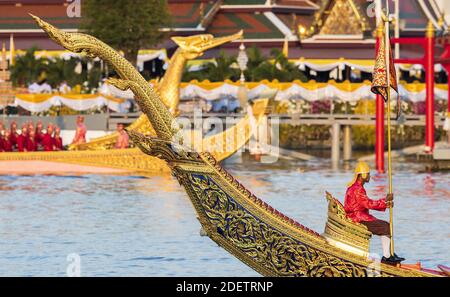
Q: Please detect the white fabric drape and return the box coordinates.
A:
[13,95,130,113]
[179,82,449,103]
[136,51,168,72]
[296,60,444,74]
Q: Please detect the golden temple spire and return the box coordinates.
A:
[0,42,10,81]
[9,34,15,67]
[1,42,6,70]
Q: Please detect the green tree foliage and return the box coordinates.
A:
[182,51,239,82]
[86,61,103,91]
[45,57,86,87]
[249,48,306,82]
[207,51,240,81]
[10,47,104,92]
[81,0,171,67]
[10,47,46,86]
[244,46,266,81]
[182,47,307,82]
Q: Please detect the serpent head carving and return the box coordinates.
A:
[172,30,243,59]
[32,14,176,141]
[30,14,103,59]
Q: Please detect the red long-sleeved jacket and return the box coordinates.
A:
[344,180,387,222]
[9,132,18,146]
[26,137,37,152]
[16,135,27,152]
[53,136,63,151]
[42,134,54,151]
[1,138,13,152]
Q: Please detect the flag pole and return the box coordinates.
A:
[384,0,395,257]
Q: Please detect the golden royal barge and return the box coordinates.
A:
[31,15,449,277]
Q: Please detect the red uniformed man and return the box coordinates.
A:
[35,120,44,147]
[1,131,13,152]
[53,126,64,151]
[42,124,55,151]
[17,125,29,152]
[344,161,404,265]
[26,130,37,152]
[9,121,19,149]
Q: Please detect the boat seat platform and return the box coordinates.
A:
[323,191,373,257]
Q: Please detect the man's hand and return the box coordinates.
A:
[386,193,394,208]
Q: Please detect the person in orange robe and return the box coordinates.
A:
[16,125,29,152]
[26,130,37,152]
[42,124,55,151]
[53,126,64,151]
[344,161,403,265]
[71,115,87,145]
[114,123,129,149]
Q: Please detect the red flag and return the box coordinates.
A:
[371,25,398,102]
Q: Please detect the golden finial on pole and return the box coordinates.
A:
[426,20,435,38]
[376,22,384,38]
[438,16,444,29]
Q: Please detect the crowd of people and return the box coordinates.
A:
[27,80,72,94]
[60,115,129,149]
[0,120,64,152]
[0,115,129,153]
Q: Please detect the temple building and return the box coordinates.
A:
[0,0,449,81]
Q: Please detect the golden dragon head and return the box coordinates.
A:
[171,30,243,59]
[31,14,177,141]
[30,14,111,60]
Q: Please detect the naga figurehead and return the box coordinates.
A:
[172,30,243,60]
[31,14,99,58]
[158,30,243,113]
[30,13,141,81]
[32,14,175,141]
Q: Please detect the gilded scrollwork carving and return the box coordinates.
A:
[185,173,379,277]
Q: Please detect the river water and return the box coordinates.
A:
[0,158,448,276]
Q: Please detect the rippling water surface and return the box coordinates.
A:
[0,158,448,276]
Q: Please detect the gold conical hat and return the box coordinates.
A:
[347,161,370,187]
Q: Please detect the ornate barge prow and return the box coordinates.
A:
[33,15,446,277]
